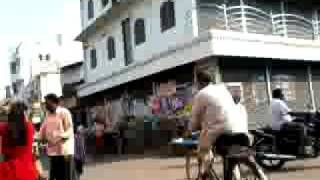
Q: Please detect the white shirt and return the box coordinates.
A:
[56,107,75,156]
[271,98,293,131]
[192,83,248,134]
[233,103,249,133]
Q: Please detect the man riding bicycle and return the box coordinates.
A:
[191,71,267,179]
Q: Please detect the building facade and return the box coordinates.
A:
[61,61,84,109]
[77,0,320,128]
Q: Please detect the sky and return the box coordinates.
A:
[0,0,82,98]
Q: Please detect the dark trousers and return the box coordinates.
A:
[49,155,77,180]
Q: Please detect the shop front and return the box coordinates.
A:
[219,57,316,128]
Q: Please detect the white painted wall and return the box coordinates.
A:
[40,73,63,101]
[81,0,199,84]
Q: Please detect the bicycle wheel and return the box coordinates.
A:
[231,158,269,180]
[185,151,202,180]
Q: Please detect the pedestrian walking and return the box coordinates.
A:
[74,125,86,179]
[39,94,75,180]
[0,101,38,180]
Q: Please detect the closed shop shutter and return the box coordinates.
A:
[271,67,311,112]
[222,67,270,129]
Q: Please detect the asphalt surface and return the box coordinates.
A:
[80,155,320,180]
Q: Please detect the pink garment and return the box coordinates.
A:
[39,113,64,156]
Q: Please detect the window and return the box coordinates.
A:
[134,19,146,45]
[10,62,17,74]
[46,54,51,61]
[107,37,116,60]
[102,0,109,7]
[160,1,176,32]
[39,54,43,61]
[88,0,94,20]
[90,49,97,69]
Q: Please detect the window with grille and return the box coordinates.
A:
[90,49,97,69]
[107,37,116,60]
[134,19,146,45]
[160,1,176,32]
[88,0,94,19]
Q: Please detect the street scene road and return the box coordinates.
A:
[81,155,320,180]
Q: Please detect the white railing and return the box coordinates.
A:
[226,5,273,34]
[272,13,314,39]
[313,10,320,40]
[198,3,320,40]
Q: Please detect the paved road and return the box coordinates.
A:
[81,155,320,180]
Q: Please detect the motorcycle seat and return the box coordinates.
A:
[250,129,274,139]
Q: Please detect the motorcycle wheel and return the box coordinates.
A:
[255,157,286,171]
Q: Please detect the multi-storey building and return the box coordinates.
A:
[77,0,320,128]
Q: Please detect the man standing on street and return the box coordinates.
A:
[227,83,248,134]
[40,94,75,180]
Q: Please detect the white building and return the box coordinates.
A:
[77,0,320,127]
[9,35,81,105]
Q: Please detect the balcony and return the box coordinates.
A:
[197,2,320,41]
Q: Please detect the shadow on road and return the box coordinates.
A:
[271,164,320,173]
[85,153,182,166]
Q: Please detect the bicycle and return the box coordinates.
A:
[182,132,268,180]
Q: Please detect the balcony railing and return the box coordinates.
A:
[272,14,314,39]
[199,3,320,40]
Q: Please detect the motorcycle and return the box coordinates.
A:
[250,111,320,170]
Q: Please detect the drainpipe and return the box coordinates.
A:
[307,66,316,112]
[265,65,272,104]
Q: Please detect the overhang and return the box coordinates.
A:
[78,29,320,97]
